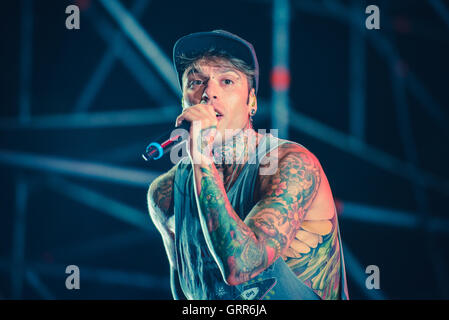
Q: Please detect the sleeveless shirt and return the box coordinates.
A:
[173,133,349,300]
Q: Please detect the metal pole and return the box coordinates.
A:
[272,0,291,139]
[11,175,28,299]
[349,0,366,141]
[0,149,159,187]
[18,0,33,123]
[45,176,155,231]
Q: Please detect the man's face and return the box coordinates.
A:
[182,58,254,142]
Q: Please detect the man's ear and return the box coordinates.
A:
[249,88,257,113]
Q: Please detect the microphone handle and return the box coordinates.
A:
[142,121,190,161]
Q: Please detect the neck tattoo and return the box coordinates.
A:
[212,128,259,190]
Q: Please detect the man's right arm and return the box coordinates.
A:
[147,164,186,299]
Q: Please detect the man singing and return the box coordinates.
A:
[147,30,349,300]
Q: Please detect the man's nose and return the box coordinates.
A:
[202,80,218,102]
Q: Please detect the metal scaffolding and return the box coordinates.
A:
[1,0,448,299]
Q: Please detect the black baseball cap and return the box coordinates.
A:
[173,30,259,94]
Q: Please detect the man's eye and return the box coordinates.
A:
[189,80,203,87]
[223,79,233,85]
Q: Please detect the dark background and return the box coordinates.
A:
[1,0,448,299]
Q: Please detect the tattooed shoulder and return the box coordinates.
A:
[256,142,321,203]
[147,164,177,223]
[254,143,342,299]
[256,143,341,299]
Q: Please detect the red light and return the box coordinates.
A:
[270,66,291,91]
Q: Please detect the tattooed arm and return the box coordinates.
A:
[193,143,321,286]
[147,164,186,299]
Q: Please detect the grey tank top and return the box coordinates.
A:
[173,134,349,300]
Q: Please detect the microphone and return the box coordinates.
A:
[142,121,190,161]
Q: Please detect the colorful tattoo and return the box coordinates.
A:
[147,165,178,268]
[195,143,322,286]
[196,125,217,158]
[148,166,176,217]
[281,212,341,300]
[212,128,258,166]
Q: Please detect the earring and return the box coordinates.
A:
[250,109,256,116]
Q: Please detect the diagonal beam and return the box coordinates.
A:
[25,269,55,300]
[85,2,174,107]
[75,0,152,113]
[428,0,449,31]
[98,0,180,95]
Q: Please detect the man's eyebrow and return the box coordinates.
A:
[216,68,241,77]
[186,68,203,77]
[184,67,241,83]
[186,67,240,76]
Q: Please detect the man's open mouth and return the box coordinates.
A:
[215,112,224,119]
